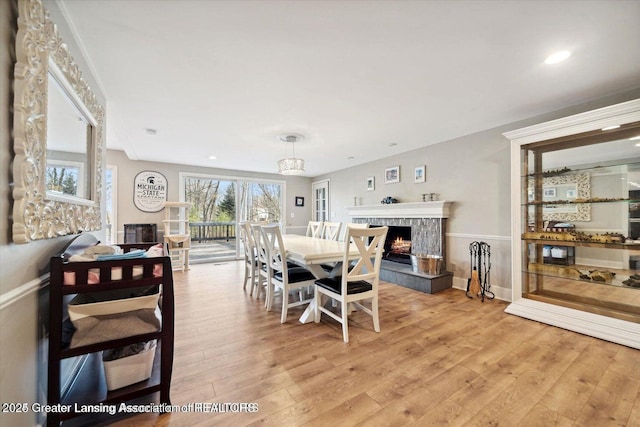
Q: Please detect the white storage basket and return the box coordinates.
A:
[551,247,568,258]
[103,341,156,391]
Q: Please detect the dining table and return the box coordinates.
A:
[281,234,360,323]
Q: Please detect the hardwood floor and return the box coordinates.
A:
[108,261,640,427]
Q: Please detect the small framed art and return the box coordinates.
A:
[384,166,400,184]
[295,196,304,207]
[414,166,425,183]
[366,176,375,191]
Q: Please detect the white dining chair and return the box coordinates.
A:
[240,222,259,295]
[306,221,324,238]
[314,226,388,342]
[340,222,369,242]
[250,223,270,301]
[261,224,316,323]
[321,222,342,241]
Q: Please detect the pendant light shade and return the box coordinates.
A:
[278,157,305,175]
[277,134,305,175]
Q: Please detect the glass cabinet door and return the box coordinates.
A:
[520,124,640,323]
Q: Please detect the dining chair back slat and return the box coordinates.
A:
[240,222,258,295]
[340,222,369,241]
[250,223,273,300]
[322,222,342,241]
[306,221,324,238]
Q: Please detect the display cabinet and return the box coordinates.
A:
[505,98,640,349]
[521,159,640,322]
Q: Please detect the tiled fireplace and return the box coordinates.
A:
[348,201,453,293]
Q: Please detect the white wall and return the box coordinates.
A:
[106,149,313,244]
[314,89,640,300]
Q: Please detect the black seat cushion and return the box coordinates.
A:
[314,276,372,294]
[321,263,355,273]
[320,263,335,272]
[274,267,315,283]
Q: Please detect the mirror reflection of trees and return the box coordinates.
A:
[46,166,78,195]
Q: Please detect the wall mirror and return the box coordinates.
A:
[528,173,591,221]
[12,0,104,243]
[46,64,94,200]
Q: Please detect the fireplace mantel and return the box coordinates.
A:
[347,201,452,219]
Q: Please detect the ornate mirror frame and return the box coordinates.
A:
[12,0,104,243]
[528,173,591,222]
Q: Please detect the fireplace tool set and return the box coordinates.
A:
[466,241,495,302]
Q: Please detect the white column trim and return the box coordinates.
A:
[505,299,640,349]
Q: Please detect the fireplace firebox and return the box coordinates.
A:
[379,225,412,264]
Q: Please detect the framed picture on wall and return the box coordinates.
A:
[295,196,304,207]
[414,166,425,183]
[384,166,400,184]
[366,176,375,191]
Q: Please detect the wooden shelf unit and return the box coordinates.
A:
[47,237,174,426]
[163,202,191,272]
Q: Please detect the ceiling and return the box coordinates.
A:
[57,0,640,177]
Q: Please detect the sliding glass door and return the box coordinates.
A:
[238,181,282,223]
[180,173,283,263]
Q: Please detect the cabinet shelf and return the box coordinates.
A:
[523,238,640,250]
[57,346,164,422]
[522,161,640,179]
[523,198,638,207]
[525,262,635,286]
[60,331,162,359]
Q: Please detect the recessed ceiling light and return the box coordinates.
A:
[389,143,398,147]
[208,155,217,160]
[145,128,157,135]
[347,156,355,160]
[544,50,571,65]
[601,125,620,131]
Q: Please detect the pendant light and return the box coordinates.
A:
[277,134,305,175]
